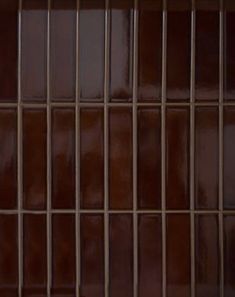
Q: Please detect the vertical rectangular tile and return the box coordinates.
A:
[0,215,18,297]
[0,109,17,209]
[110,0,133,101]
[79,0,105,101]
[224,107,235,209]
[51,0,76,101]
[166,107,190,209]
[23,215,47,297]
[195,0,219,101]
[52,108,75,209]
[23,109,47,210]
[166,214,191,297]
[109,107,133,209]
[138,0,162,101]
[80,108,104,209]
[109,215,133,297]
[52,214,76,296]
[137,108,161,209]
[80,215,104,297]
[195,215,219,297]
[166,0,191,101]
[22,0,47,101]
[195,107,219,209]
[138,215,162,297]
[0,0,18,101]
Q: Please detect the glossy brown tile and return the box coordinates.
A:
[22,0,47,101]
[23,109,47,210]
[109,107,133,209]
[224,107,235,209]
[80,108,104,209]
[80,214,104,297]
[195,0,219,101]
[0,109,17,209]
[137,108,161,209]
[110,0,133,101]
[23,214,47,297]
[0,0,18,102]
[138,0,162,101]
[138,215,162,297]
[52,214,76,296]
[166,0,191,101]
[79,0,105,101]
[0,215,18,297]
[50,0,76,101]
[166,214,191,297]
[166,107,190,209]
[52,108,75,209]
[195,107,219,209]
[109,214,133,297]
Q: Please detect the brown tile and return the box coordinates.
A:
[23,214,47,296]
[52,214,76,296]
[195,107,219,209]
[109,107,133,209]
[79,0,105,101]
[22,0,47,101]
[80,214,104,297]
[166,214,191,297]
[195,215,219,297]
[138,0,162,101]
[110,0,133,101]
[0,215,18,297]
[0,109,17,209]
[80,108,104,209]
[23,109,47,210]
[195,0,219,101]
[166,107,190,209]
[109,214,133,297]
[137,108,161,209]
[0,0,18,102]
[52,108,75,209]
[166,0,191,101]
[138,215,162,297]
[50,0,76,101]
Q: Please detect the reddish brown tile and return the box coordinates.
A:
[80,108,104,209]
[137,108,161,209]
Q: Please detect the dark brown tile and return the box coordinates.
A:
[138,0,162,101]
[0,215,18,297]
[138,215,162,297]
[109,214,133,297]
[166,214,191,297]
[166,107,190,209]
[0,109,17,209]
[79,0,105,101]
[195,107,219,209]
[23,215,47,296]
[52,108,75,209]
[195,215,219,297]
[0,0,18,102]
[52,214,76,296]
[22,0,47,101]
[50,0,76,101]
[166,0,191,101]
[195,0,219,101]
[80,214,104,297]
[137,108,161,209]
[23,109,47,210]
[80,108,104,209]
[109,107,133,209]
[110,0,133,101]
[224,107,235,209]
